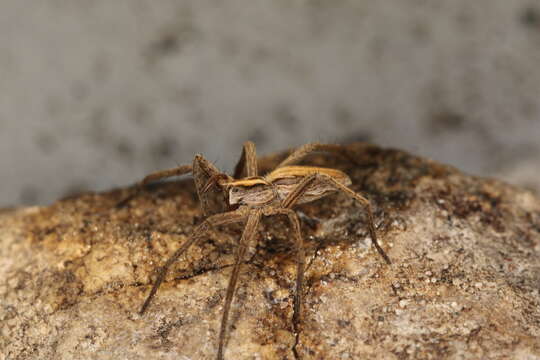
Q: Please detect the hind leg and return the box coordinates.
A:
[277,142,363,168]
[281,173,391,265]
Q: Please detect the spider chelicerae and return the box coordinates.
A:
[123,142,391,360]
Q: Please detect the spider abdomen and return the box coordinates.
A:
[228,166,352,206]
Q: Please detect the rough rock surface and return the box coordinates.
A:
[1,143,540,360]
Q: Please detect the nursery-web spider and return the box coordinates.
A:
[125,142,391,360]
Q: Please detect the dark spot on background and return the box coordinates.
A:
[246,128,268,147]
[35,132,58,154]
[146,19,199,63]
[334,107,373,143]
[150,137,177,160]
[339,130,372,144]
[131,103,151,126]
[334,106,354,127]
[520,6,540,27]
[250,45,270,62]
[61,182,89,200]
[410,21,431,42]
[90,107,108,144]
[455,10,475,31]
[427,110,466,135]
[151,33,180,55]
[115,140,133,158]
[274,104,298,131]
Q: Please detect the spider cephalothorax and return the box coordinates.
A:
[123,142,391,360]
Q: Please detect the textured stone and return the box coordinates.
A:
[1,143,539,359]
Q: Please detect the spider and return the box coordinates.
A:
[125,142,391,360]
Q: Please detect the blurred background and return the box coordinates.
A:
[1,0,539,206]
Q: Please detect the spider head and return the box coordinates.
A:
[201,173,233,194]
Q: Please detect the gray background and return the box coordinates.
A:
[1,0,539,206]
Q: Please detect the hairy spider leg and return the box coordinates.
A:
[117,154,229,215]
[116,164,193,208]
[281,173,391,265]
[139,208,249,315]
[139,164,194,186]
[233,141,258,179]
[262,207,306,332]
[276,142,365,168]
[217,208,307,360]
[217,210,262,360]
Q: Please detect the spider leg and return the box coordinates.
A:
[116,164,193,208]
[276,142,362,168]
[263,207,306,333]
[233,141,258,178]
[139,208,248,315]
[217,210,262,360]
[282,174,391,265]
[139,164,193,186]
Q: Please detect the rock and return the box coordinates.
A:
[1,143,539,359]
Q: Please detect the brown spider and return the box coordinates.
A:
[126,142,391,360]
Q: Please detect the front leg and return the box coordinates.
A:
[139,164,193,185]
[139,208,249,315]
[217,210,262,360]
[116,164,193,207]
